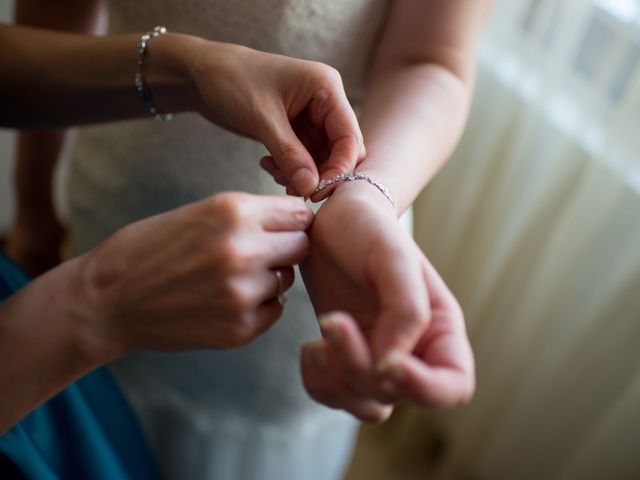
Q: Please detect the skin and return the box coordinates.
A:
[5,0,107,276]
[4,1,364,274]
[0,192,313,434]
[7,0,492,423]
[0,23,364,433]
[264,0,493,421]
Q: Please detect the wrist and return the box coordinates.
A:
[142,32,202,114]
[67,252,127,365]
[331,172,397,217]
[330,176,398,218]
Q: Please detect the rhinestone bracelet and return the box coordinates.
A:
[135,26,173,122]
[313,172,396,212]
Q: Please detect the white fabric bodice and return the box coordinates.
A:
[68,2,388,479]
[107,0,387,101]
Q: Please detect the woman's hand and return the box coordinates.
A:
[77,192,313,353]
[176,39,365,196]
[299,181,475,422]
[0,192,312,432]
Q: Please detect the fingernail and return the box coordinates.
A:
[319,314,342,344]
[291,168,317,196]
[375,351,404,381]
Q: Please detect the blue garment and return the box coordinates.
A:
[0,253,163,479]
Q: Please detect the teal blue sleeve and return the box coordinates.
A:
[0,254,163,480]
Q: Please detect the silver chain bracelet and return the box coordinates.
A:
[135,25,173,122]
[313,172,396,212]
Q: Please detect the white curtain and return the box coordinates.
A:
[350,1,640,479]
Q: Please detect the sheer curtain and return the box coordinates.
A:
[357,1,640,479]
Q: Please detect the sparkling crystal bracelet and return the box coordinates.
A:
[313,172,396,212]
[135,26,173,122]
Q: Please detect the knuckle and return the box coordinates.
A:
[313,63,342,86]
[360,407,392,424]
[232,327,254,346]
[304,383,327,404]
[233,313,258,344]
[275,144,309,169]
[399,300,430,327]
[218,235,243,268]
[217,235,259,272]
[292,232,310,256]
[209,192,250,225]
[290,211,308,231]
[226,280,254,313]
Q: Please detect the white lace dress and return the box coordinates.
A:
[68,1,388,479]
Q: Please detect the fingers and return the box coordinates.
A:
[372,260,475,408]
[258,71,365,198]
[259,108,320,196]
[261,231,310,267]
[221,268,294,346]
[375,349,475,409]
[319,312,373,394]
[368,240,431,361]
[237,267,294,306]
[308,87,365,180]
[301,339,393,423]
[319,312,400,405]
[259,156,288,187]
[250,298,286,339]
[422,258,466,330]
[305,310,474,412]
[257,195,314,231]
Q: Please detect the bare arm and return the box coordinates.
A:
[0,21,372,430]
[6,0,364,274]
[298,0,493,421]
[344,0,493,213]
[0,25,198,126]
[6,0,107,276]
[0,192,313,434]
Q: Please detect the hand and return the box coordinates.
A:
[0,192,312,433]
[299,182,475,422]
[4,210,64,277]
[182,39,366,196]
[75,192,313,353]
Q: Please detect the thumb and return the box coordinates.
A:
[259,108,319,196]
[368,244,431,362]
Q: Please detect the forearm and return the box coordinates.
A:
[11,0,106,231]
[0,256,117,434]
[13,131,66,222]
[356,63,472,214]
[340,0,492,215]
[0,24,200,128]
